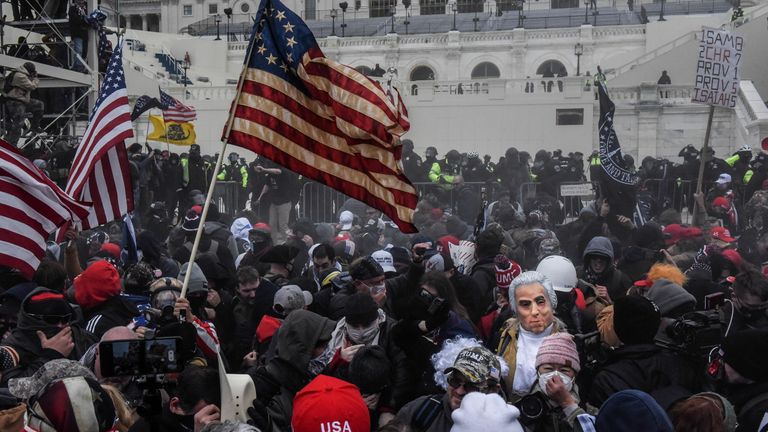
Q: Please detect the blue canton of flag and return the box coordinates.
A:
[91,44,127,123]
[159,89,197,122]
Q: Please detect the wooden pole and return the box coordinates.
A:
[696,105,716,195]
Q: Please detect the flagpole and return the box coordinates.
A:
[179,30,258,299]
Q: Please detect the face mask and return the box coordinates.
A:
[538,371,573,395]
[347,320,380,345]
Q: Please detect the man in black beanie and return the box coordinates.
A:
[588,295,700,407]
[346,346,393,427]
[720,329,768,431]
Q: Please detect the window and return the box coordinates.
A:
[355,65,373,76]
[240,2,250,12]
[183,4,193,15]
[471,62,500,79]
[410,66,435,81]
[556,108,584,125]
[457,0,482,13]
[208,4,217,14]
[536,60,568,78]
[369,0,395,18]
[419,0,446,15]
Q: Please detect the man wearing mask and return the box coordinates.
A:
[248,310,336,431]
[162,153,184,220]
[180,144,207,213]
[321,293,410,424]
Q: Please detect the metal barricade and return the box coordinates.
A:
[211,181,239,217]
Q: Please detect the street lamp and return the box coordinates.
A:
[583,0,589,24]
[390,5,396,33]
[658,0,666,21]
[224,7,233,41]
[330,8,337,35]
[182,53,190,99]
[592,9,598,26]
[574,42,583,76]
[472,1,479,31]
[339,1,348,36]
[214,14,221,40]
[403,0,411,33]
[451,1,457,31]
[517,0,526,27]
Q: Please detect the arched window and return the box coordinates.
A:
[536,60,568,78]
[471,62,500,79]
[410,66,435,81]
[355,65,373,76]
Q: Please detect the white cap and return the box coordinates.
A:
[371,249,396,273]
[339,210,354,230]
[716,173,732,185]
[535,255,577,293]
[218,353,257,422]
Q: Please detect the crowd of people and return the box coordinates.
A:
[2,140,768,431]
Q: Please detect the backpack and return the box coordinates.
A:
[3,71,17,94]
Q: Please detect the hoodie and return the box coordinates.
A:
[251,310,336,430]
[2,288,97,385]
[579,236,632,301]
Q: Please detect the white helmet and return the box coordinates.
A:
[536,255,577,293]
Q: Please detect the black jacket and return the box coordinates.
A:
[587,343,701,407]
[470,257,497,313]
[83,295,140,338]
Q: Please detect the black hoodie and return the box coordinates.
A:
[2,287,97,385]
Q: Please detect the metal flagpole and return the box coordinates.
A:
[179,26,258,299]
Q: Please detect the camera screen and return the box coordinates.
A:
[144,338,179,374]
[108,340,142,376]
[99,337,181,377]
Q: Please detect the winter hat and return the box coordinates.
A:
[722,328,768,382]
[99,243,121,260]
[273,285,313,316]
[24,376,116,432]
[24,290,71,318]
[178,262,208,294]
[0,282,37,317]
[291,375,370,432]
[260,244,300,264]
[612,295,661,345]
[410,234,435,249]
[450,393,524,432]
[182,208,201,232]
[339,211,354,231]
[371,250,396,273]
[633,223,664,249]
[537,237,562,260]
[388,246,411,270]
[347,345,391,395]
[494,254,521,290]
[9,359,96,399]
[349,256,384,281]
[333,239,356,260]
[344,292,379,326]
[73,260,121,310]
[595,390,673,432]
[535,333,580,373]
[645,279,696,318]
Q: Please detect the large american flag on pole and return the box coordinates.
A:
[160,89,197,122]
[223,0,418,232]
[65,41,135,231]
[0,140,90,278]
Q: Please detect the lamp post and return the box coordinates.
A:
[451,1,457,30]
[584,0,590,24]
[224,7,232,41]
[592,8,598,26]
[574,42,583,76]
[182,54,190,99]
[658,0,666,21]
[214,14,221,40]
[339,1,348,36]
[330,8,337,35]
[390,5,396,33]
[403,4,411,33]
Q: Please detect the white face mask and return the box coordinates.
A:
[346,319,380,345]
[538,371,574,395]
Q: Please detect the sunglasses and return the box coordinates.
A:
[30,313,72,325]
[447,372,487,393]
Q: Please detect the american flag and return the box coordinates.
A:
[160,89,197,122]
[224,0,418,232]
[65,41,135,231]
[0,140,90,278]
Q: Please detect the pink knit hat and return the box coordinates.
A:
[535,333,580,373]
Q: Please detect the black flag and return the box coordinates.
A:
[597,80,637,219]
[130,95,163,121]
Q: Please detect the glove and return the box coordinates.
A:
[424,301,451,331]
[247,398,273,432]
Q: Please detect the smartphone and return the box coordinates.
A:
[99,337,182,377]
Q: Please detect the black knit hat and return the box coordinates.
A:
[349,256,384,282]
[344,292,379,326]
[723,328,768,382]
[613,295,661,345]
[348,345,391,394]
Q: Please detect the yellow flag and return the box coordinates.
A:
[147,115,196,145]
